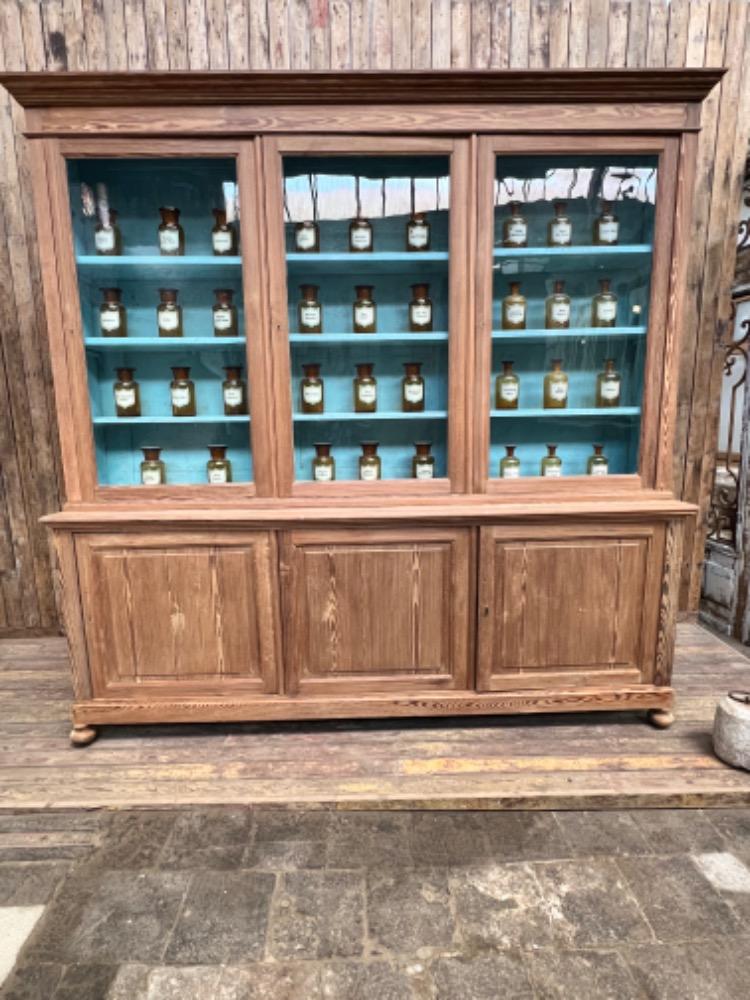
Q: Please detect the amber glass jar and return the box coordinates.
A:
[592,279,618,327]
[541,444,562,477]
[359,442,381,481]
[588,444,609,476]
[213,289,238,337]
[406,212,431,252]
[300,363,324,414]
[495,360,519,410]
[99,287,127,337]
[502,201,528,247]
[412,441,435,479]
[500,445,521,479]
[157,288,183,338]
[211,208,237,256]
[402,362,425,412]
[409,284,433,332]
[545,280,571,329]
[547,201,572,247]
[349,217,373,252]
[312,442,335,481]
[593,201,619,245]
[207,445,232,483]
[140,447,166,485]
[502,282,526,330]
[222,366,247,416]
[113,368,140,417]
[544,359,569,409]
[158,206,185,256]
[95,209,122,256]
[353,286,376,333]
[298,285,322,333]
[353,363,377,413]
[294,220,320,253]
[596,359,621,407]
[170,366,196,416]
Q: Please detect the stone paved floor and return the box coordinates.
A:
[1,807,750,999]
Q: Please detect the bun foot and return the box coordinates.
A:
[70,724,98,747]
[647,708,674,729]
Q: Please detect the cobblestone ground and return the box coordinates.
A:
[1,807,750,999]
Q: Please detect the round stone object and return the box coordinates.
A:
[713,692,750,771]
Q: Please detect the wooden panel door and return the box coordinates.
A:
[477,521,665,691]
[281,527,473,695]
[76,531,280,697]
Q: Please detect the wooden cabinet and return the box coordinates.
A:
[0,68,719,742]
[280,527,472,694]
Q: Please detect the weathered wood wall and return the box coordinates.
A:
[0,0,748,633]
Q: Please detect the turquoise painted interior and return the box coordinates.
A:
[489,154,657,479]
[283,155,451,481]
[68,157,252,486]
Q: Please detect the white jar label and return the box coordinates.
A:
[95,228,115,252]
[171,387,191,408]
[357,384,376,404]
[505,303,525,325]
[354,304,375,328]
[502,465,520,478]
[350,226,372,250]
[600,381,620,401]
[159,229,180,252]
[549,382,568,402]
[212,231,233,253]
[295,226,317,250]
[159,310,179,331]
[302,384,323,405]
[597,220,619,243]
[114,387,135,409]
[506,221,527,244]
[551,302,570,323]
[543,465,562,477]
[408,223,429,248]
[300,305,321,329]
[209,468,228,483]
[314,464,332,481]
[224,387,243,406]
[100,310,121,332]
[360,464,379,481]
[141,468,163,485]
[214,309,233,331]
[411,303,432,327]
[591,464,608,476]
[415,462,433,479]
[500,382,519,401]
[596,301,617,322]
[404,383,424,403]
[551,221,572,244]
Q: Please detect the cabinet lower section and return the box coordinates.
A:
[52,510,684,734]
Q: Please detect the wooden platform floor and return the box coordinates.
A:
[1,622,750,811]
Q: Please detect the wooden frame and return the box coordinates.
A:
[0,70,721,744]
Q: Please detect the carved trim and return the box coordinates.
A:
[655,520,683,686]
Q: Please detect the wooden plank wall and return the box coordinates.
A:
[0,0,748,633]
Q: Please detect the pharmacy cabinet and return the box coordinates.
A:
[0,69,723,743]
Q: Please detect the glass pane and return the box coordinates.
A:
[489,154,657,481]
[68,157,252,487]
[282,154,451,484]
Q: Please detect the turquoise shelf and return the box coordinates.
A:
[77,255,242,266]
[493,244,652,258]
[490,407,640,418]
[294,410,447,422]
[492,326,646,342]
[94,415,250,426]
[289,331,449,344]
[85,337,246,350]
[286,251,449,274]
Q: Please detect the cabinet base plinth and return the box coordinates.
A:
[70,724,98,747]
[647,708,675,729]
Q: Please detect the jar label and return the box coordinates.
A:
[171,387,191,408]
[549,382,568,402]
[411,303,432,327]
[350,226,372,250]
[212,231,233,253]
[551,221,572,244]
[115,387,136,409]
[506,221,527,244]
[597,220,619,243]
[141,468,163,485]
[314,464,333,481]
[159,310,179,331]
[551,302,570,323]
[543,465,562,477]
[600,380,620,401]
[415,462,434,479]
[354,304,375,328]
[502,465,520,478]
[300,305,321,329]
[224,387,243,406]
[404,383,424,403]
[591,463,608,476]
[303,384,323,405]
[100,310,121,332]
[360,464,379,481]
[209,468,228,484]
[505,303,525,324]
[357,384,377,404]
[214,309,233,331]
[159,228,180,252]
[596,301,617,322]
[500,382,519,401]
[95,228,115,252]
[296,226,317,250]
[408,223,429,248]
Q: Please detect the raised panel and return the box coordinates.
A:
[76,531,280,695]
[477,521,665,691]
[281,527,472,694]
